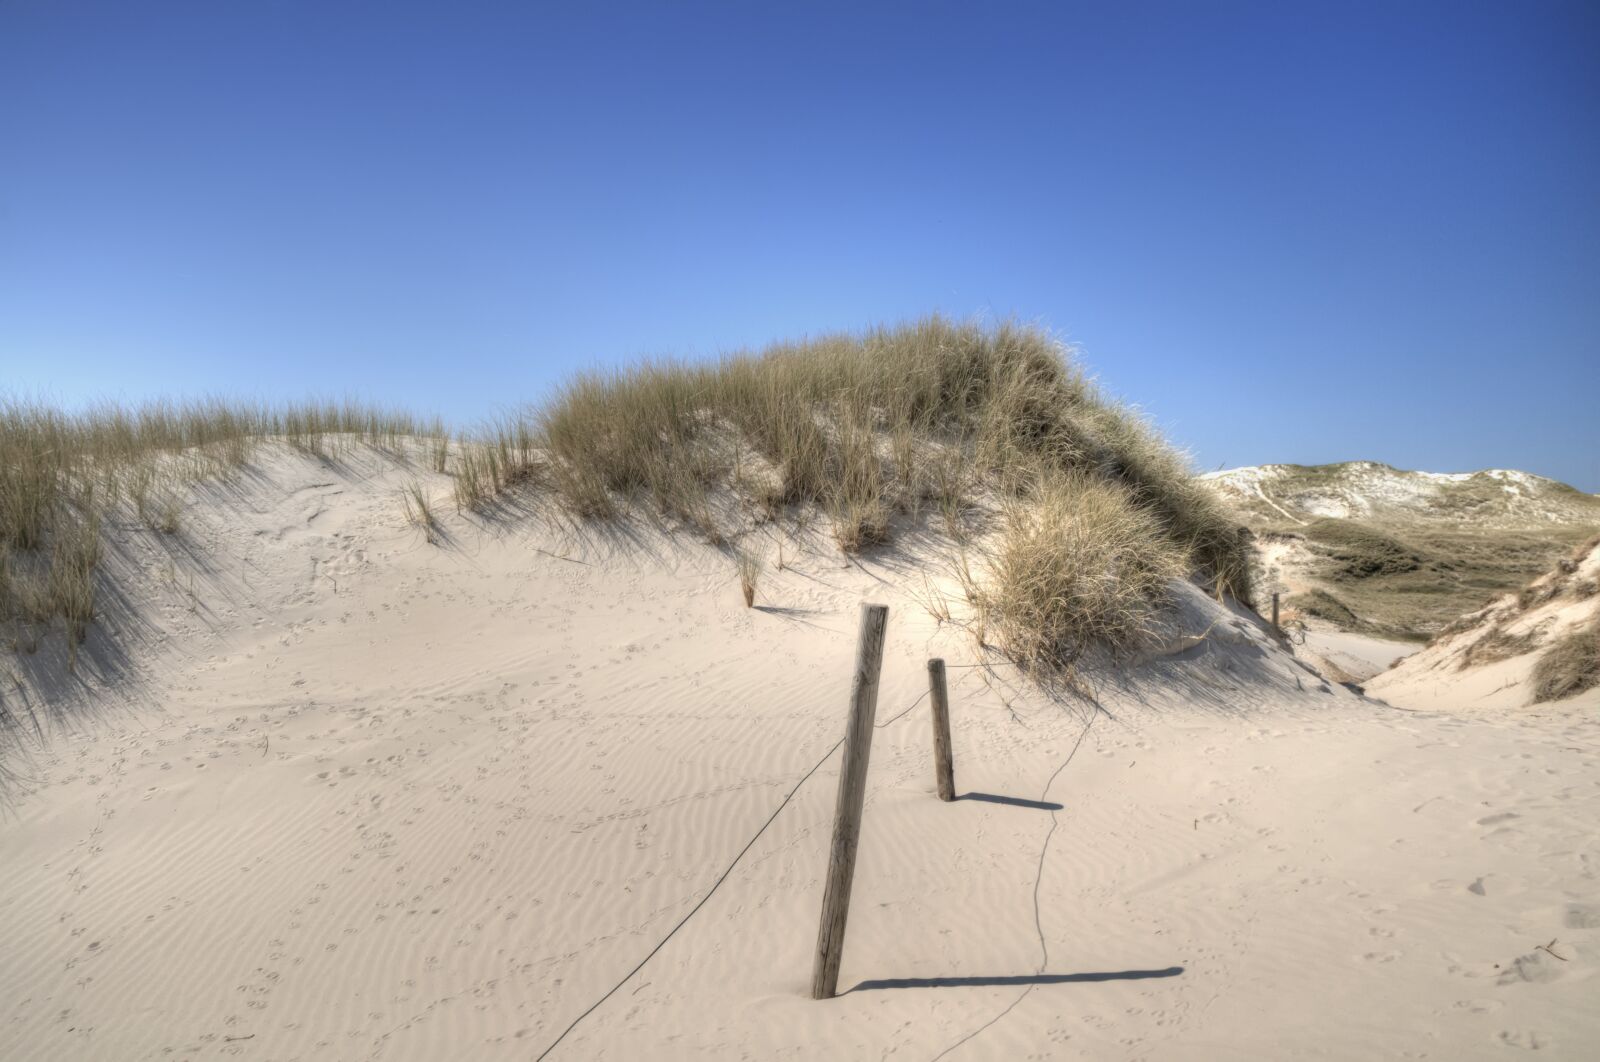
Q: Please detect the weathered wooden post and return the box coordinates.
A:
[1271,592,1280,633]
[927,658,955,802]
[811,603,889,1000]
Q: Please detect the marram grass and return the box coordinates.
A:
[2,316,1251,676]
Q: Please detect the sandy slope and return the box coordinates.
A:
[2,444,1597,1060]
[1370,541,1600,714]
[1298,629,1416,684]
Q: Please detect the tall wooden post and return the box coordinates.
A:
[811,603,889,1000]
[927,658,955,802]
[1271,591,1280,633]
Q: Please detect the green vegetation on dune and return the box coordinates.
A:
[1287,587,1363,630]
[1214,462,1600,641]
[1304,519,1424,579]
[1291,521,1596,640]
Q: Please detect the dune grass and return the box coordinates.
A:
[736,546,763,608]
[451,416,541,512]
[1530,620,1600,703]
[3,317,1251,674]
[520,317,1253,666]
[401,479,440,545]
[528,317,1249,665]
[0,397,440,655]
[972,472,1190,667]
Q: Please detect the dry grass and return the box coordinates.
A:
[969,472,1189,668]
[735,547,763,608]
[401,479,440,545]
[1458,623,1542,669]
[530,316,1249,607]
[4,316,1253,674]
[523,316,1249,662]
[1,397,441,654]
[452,417,542,512]
[1530,620,1600,703]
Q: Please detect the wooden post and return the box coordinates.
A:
[928,658,955,802]
[811,603,889,1000]
[1271,592,1280,633]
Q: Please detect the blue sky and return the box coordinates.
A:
[3,1,1597,489]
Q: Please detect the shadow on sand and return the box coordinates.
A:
[958,791,1064,811]
[848,966,1184,992]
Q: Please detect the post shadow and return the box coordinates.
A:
[958,792,1064,811]
[848,966,1184,992]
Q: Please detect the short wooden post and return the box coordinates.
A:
[1271,592,1280,633]
[928,658,955,802]
[811,603,889,1000]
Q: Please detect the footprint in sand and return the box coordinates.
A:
[1498,1028,1551,1050]
[1497,951,1563,985]
[1563,904,1600,929]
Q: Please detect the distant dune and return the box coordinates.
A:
[1370,535,1600,711]
[1204,461,1600,641]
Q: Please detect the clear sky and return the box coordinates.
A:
[3,1,1597,489]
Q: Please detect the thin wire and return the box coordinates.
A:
[535,684,928,1060]
[875,688,928,728]
[929,709,1097,1061]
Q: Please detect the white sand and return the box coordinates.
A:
[3,445,1597,1060]
[1300,629,1417,684]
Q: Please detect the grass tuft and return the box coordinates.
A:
[972,472,1188,669]
[736,546,763,608]
[1530,620,1600,703]
[402,479,439,545]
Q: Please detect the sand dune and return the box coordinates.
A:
[2,444,1597,1059]
[1205,462,1600,644]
